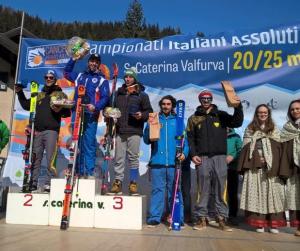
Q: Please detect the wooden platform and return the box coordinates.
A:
[0,215,299,251]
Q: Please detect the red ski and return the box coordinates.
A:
[60,85,85,230]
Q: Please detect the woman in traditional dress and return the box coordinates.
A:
[238,104,286,233]
[280,99,300,236]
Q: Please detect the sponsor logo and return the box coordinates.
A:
[26,44,69,69]
[27,47,45,67]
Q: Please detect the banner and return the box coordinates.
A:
[3,23,300,187]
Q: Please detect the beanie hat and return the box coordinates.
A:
[88,53,101,63]
[45,69,57,79]
[124,67,138,81]
[198,90,213,100]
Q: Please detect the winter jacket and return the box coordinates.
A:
[143,113,189,166]
[64,58,110,118]
[186,104,243,157]
[17,84,71,133]
[227,128,242,169]
[0,120,9,152]
[115,83,153,136]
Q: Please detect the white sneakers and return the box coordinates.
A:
[269,228,279,234]
[256,227,279,234]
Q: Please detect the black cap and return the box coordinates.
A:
[88,54,101,63]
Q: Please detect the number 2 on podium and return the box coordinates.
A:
[23,194,33,207]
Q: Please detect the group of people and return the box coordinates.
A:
[14,53,300,236]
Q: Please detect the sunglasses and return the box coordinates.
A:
[200,97,212,102]
[44,75,54,80]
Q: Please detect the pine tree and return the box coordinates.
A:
[123,0,145,38]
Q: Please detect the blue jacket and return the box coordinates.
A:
[143,113,189,167]
[64,58,110,118]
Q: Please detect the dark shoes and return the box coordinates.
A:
[193,217,207,230]
[218,216,233,232]
[147,221,160,228]
[129,181,139,195]
[108,179,122,195]
[193,216,233,232]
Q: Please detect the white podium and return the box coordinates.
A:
[6,192,50,225]
[49,178,95,227]
[6,178,147,230]
[94,195,146,230]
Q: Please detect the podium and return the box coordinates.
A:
[49,179,95,227]
[6,192,49,225]
[6,178,147,230]
[94,195,146,230]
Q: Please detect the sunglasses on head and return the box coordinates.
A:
[44,75,54,80]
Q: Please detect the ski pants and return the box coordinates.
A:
[113,134,140,181]
[77,112,97,176]
[193,155,228,220]
[31,130,58,186]
[147,166,184,224]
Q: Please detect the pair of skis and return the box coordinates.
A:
[169,99,185,231]
[60,85,86,230]
[21,81,39,193]
[100,63,119,195]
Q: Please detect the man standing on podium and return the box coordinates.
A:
[108,67,152,195]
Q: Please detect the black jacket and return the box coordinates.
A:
[115,83,153,136]
[17,84,71,133]
[186,104,243,157]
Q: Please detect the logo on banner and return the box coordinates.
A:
[27,47,45,67]
[26,44,69,69]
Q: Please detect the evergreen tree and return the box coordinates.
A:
[123,0,145,38]
[0,4,181,40]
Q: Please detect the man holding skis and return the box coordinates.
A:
[186,90,243,231]
[15,70,71,192]
[109,67,152,195]
[64,54,110,178]
[144,95,188,227]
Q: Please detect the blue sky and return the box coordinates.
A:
[1,0,300,35]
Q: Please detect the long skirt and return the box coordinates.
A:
[286,174,300,227]
[240,168,286,228]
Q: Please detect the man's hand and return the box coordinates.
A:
[133,111,142,120]
[51,105,62,113]
[226,155,234,164]
[15,85,23,93]
[87,104,95,112]
[192,156,202,165]
[177,153,185,161]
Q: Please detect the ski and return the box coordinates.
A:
[169,99,185,231]
[100,63,119,195]
[60,85,85,230]
[22,81,39,193]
